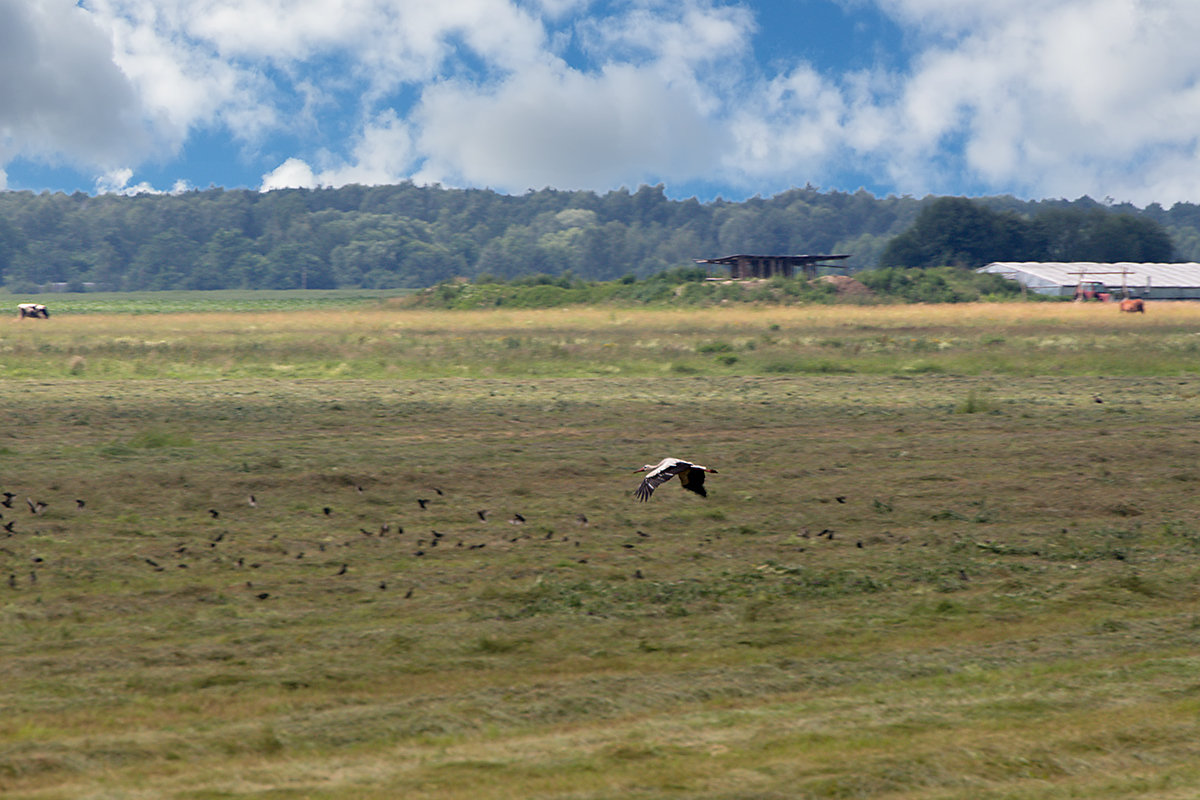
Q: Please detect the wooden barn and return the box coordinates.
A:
[696,253,851,280]
[979,262,1200,299]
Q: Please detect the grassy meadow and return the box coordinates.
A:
[4,299,1200,379]
[3,300,1200,798]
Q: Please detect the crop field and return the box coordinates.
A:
[3,301,1200,799]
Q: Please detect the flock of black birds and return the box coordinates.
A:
[0,476,723,601]
[2,457,882,602]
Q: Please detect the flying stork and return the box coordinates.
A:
[634,458,718,501]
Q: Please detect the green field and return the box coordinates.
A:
[3,302,1200,799]
[2,289,411,316]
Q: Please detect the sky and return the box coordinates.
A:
[4,0,1200,205]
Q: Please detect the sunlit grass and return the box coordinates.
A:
[3,301,1200,379]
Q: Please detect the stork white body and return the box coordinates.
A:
[634,458,717,501]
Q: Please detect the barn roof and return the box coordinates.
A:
[980,262,1200,289]
[698,254,851,267]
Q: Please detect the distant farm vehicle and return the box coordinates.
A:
[17,303,49,319]
[1073,281,1111,302]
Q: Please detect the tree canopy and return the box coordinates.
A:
[879,196,1176,268]
[0,184,1190,292]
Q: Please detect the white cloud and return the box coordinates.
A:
[530,0,590,19]
[727,64,849,176]
[261,157,318,191]
[409,1,755,192]
[0,0,149,168]
[317,111,415,186]
[878,0,1200,202]
[414,61,727,192]
[578,2,753,71]
[95,167,191,195]
[11,0,1200,205]
[85,0,280,148]
[260,111,416,191]
[719,0,1200,204]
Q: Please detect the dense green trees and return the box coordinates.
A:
[879,196,1176,267]
[0,183,1190,292]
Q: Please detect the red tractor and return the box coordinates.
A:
[1073,281,1111,302]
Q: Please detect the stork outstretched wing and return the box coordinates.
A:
[634,458,716,501]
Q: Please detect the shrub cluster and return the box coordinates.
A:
[411,265,1024,309]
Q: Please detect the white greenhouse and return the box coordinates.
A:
[978,262,1200,299]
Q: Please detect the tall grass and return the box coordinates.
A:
[2,302,1199,379]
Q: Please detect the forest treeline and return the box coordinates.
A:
[0,182,1193,292]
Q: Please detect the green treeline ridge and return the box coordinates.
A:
[0,183,1191,292]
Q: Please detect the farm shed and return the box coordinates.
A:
[978,262,1200,299]
[696,254,851,280]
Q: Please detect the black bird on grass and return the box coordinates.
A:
[417,498,429,509]
[477,509,489,522]
[633,458,718,501]
[336,563,348,575]
[27,498,47,514]
[208,509,220,519]
[509,513,525,524]
[76,499,86,510]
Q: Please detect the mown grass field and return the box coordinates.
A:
[3,301,1200,799]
